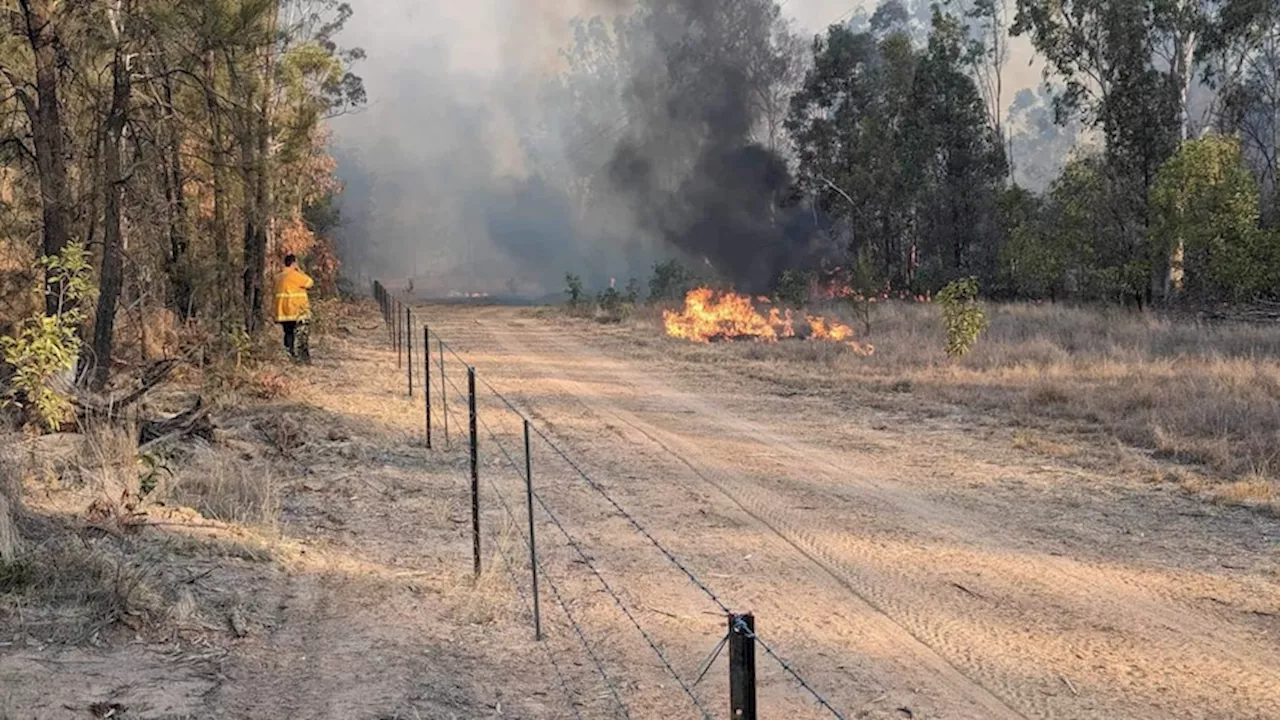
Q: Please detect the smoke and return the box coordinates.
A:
[329,0,819,295]
[329,0,1041,295]
[330,0,636,295]
[603,0,826,292]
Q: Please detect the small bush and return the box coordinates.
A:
[624,277,642,305]
[936,277,989,358]
[565,273,584,308]
[1,243,94,431]
[774,270,810,306]
[648,260,695,304]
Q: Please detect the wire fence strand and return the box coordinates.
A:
[733,617,847,720]
[474,411,712,719]
[530,481,715,720]
[477,434,633,719]
[484,499,586,720]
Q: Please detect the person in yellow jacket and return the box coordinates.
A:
[274,254,315,363]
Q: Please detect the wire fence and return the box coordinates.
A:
[371,281,848,720]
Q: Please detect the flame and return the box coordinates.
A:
[806,315,854,342]
[664,288,872,353]
[664,288,778,342]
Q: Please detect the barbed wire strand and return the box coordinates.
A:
[733,617,847,720]
[474,410,713,717]
[474,437,633,720]
[526,477,715,720]
[409,304,849,719]
[484,502,586,720]
[466,369,734,618]
[528,421,735,616]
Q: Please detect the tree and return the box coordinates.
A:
[788,10,1006,292]
[1150,136,1269,299]
[1,0,77,318]
[90,0,136,390]
[1206,0,1280,223]
[950,0,1011,161]
[0,0,363,392]
[1012,0,1184,302]
[909,9,1008,285]
[788,24,918,286]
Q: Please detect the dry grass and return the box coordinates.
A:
[0,410,284,643]
[1,444,21,564]
[639,301,1280,513]
[162,445,280,529]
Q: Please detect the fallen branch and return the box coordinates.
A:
[138,396,214,450]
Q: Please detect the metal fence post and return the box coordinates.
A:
[396,300,402,369]
[469,366,480,578]
[730,614,757,720]
[439,339,449,450]
[524,419,542,640]
[406,307,414,399]
[424,324,432,449]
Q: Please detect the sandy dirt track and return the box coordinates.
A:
[411,304,1280,719]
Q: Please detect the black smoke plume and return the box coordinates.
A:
[606,0,820,293]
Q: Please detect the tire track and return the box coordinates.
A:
[477,316,1029,719]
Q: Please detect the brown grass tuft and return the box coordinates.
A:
[163,446,280,529]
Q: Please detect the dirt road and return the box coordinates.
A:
[10,301,1277,719]
[413,304,1280,719]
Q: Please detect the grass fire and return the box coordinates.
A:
[663,288,874,354]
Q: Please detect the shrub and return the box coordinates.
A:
[565,273,584,308]
[774,269,810,306]
[596,284,634,324]
[1,243,94,431]
[648,260,694,304]
[624,277,642,305]
[598,286,623,315]
[936,277,988,358]
[1150,136,1266,301]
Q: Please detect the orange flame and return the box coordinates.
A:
[664,288,872,353]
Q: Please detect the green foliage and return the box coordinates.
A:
[997,186,1063,299]
[596,284,632,324]
[137,451,172,498]
[774,270,809,306]
[1150,137,1266,301]
[648,260,695,304]
[597,286,623,315]
[788,12,1007,290]
[624,277,642,305]
[564,273,584,308]
[936,277,989,358]
[1,243,93,431]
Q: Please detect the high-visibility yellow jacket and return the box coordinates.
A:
[274,267,314,322]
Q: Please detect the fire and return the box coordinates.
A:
[664,288,779,342]
[664,288,872,353]
[806,315,853,342]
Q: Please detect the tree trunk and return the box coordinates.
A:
[203,51,231,325]
[1157,18,1197,304]
[244,4,278,334]
[161,69,193,319]
[18,0,73,317]
[91,4,132,391]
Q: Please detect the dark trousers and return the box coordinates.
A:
[282,321,298,355]
[281,321,311,363]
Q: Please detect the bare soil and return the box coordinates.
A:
[4,301,1279,719]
